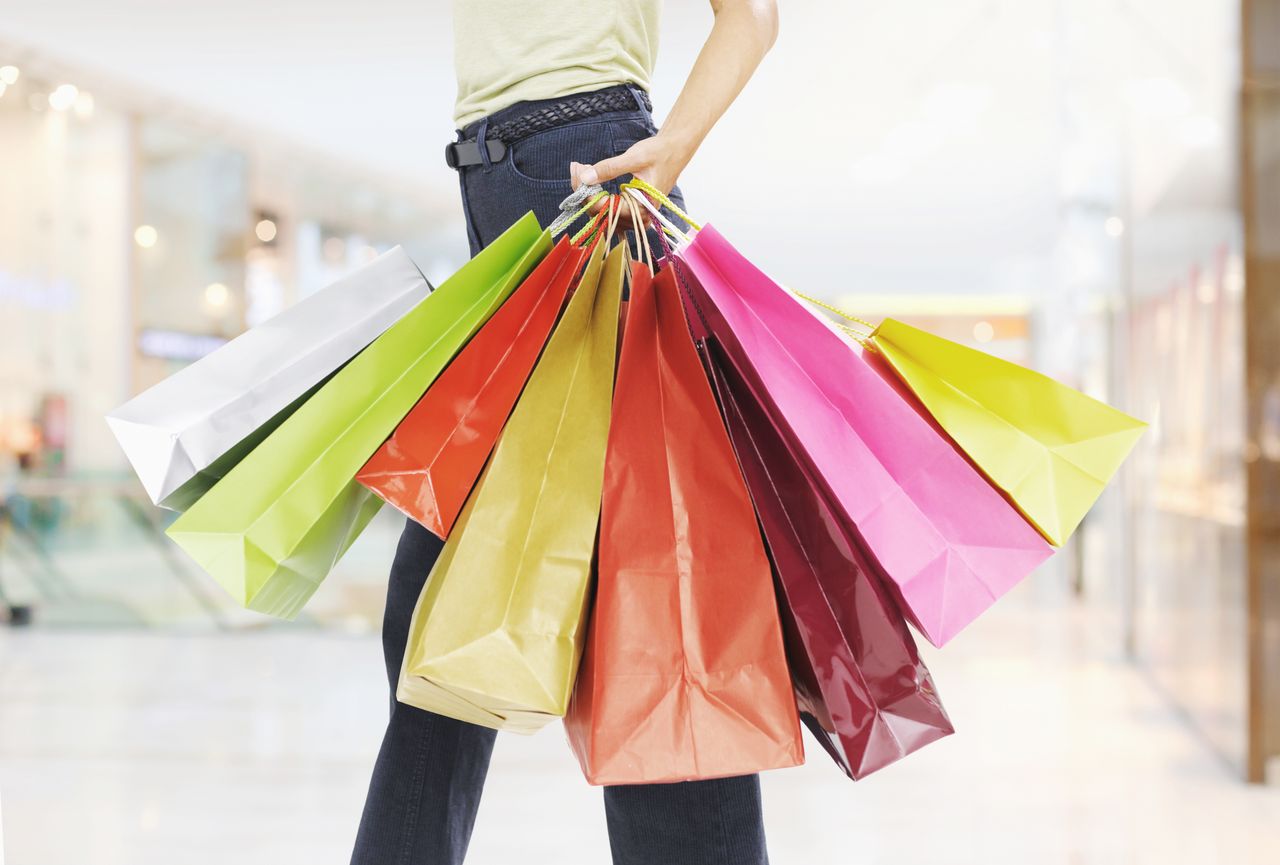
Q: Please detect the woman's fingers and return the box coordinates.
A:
[566,149,653,231]
[586,151,643,185]
[569,146,647,189]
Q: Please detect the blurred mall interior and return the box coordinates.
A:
[1,0,1279,863]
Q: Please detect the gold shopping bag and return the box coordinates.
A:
[397,241,625,732]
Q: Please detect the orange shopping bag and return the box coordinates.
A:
[357,237,584,537]
[565,263,803,784]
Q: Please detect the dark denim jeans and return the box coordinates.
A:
[349,88,770,865]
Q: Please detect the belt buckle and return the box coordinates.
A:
[445,139,508,170]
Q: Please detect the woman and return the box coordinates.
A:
[351,2,779,863]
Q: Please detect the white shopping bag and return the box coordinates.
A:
[107,247,431,510]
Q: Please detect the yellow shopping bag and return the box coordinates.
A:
[397,241,625,733]
[866,317,1146,547]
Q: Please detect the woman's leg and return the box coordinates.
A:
[604,776,770,865]
[349,520,498,865]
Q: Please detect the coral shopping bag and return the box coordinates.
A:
[108,247,430,511]
[675,225,1053,647]
[864,318,1146,546]
[564,265,803,784]
[166,214,549,618]
[357,237,585,538]
[398,242,624,733]
[704,337,953,779]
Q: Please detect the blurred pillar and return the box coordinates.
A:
[1242,0,1280,784]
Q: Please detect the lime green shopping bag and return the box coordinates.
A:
[167,214,550,618]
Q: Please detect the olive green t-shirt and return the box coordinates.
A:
[453,0,662,128]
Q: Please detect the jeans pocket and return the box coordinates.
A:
[505,112,657,188]
[507,119,613,187]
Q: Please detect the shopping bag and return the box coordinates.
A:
[397,241,625,732]
[356,237,585,538]
[107,248,431,511]
[564,266,803,784]
[703,337,953,779]
[866,318,1146,546]
[166,214,549,618]
[675,225,1053,647]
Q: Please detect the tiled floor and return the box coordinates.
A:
[1,585,1278,865]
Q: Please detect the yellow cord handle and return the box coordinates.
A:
[787,289,876,333]
[620,177,703,232]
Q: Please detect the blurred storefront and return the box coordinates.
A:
[0,48,463,629]
[1030,0,1278,783]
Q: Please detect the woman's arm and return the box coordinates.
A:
[570,0,779,194]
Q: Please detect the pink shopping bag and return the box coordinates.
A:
[675,226,1053,646]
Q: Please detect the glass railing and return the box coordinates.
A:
[0,475,401,632]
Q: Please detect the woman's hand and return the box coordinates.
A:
[569,131,695,196]
[567,0,778,197]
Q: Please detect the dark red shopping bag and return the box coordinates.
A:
[703,337,954,780]
[564,265,803,785]
[357,237,584,537]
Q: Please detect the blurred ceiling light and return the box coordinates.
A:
[48,83,79,112]
[0,65,18,85]
[134,225,158,248]
[73,90,95,118]
[0,82,6,99]
[1104,216,1125,238]
[972,321,995,344]
[254,218,278,243]
[204,282,229,308]
[6,420,40,454]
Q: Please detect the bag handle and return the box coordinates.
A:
[622,193,654,272]
[550,185,608,237]
[786,289,876,346]
[621,177,703,234]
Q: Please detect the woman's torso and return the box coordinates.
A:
[453,0,663,128]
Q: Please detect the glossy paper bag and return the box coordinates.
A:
[166,214,549,618]
[704,338,953,779]
[357,237,584,537]
[108,248,431,511]
[675,226,1053,647]
[868,318,1146,546]
[398,242,624,732]
[564,266,803,784]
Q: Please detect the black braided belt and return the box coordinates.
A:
[446,86,652,169]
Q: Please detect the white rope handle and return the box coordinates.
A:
[624,187,691,246]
